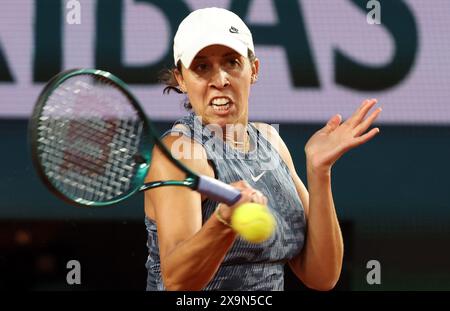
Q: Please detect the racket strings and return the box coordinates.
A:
[36,75,144,203]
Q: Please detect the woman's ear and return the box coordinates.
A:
[174,67,187,93]
[251,58,260,84]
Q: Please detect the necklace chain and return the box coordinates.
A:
[228,131,250,152]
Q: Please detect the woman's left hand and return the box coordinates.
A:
[304,98,382,174]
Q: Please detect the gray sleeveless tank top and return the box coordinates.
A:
[145,113,306,290]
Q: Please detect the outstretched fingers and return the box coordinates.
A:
[354,106,382,137]
[351,127,380,148]
[322,114,343,133]
[348,98,378,127]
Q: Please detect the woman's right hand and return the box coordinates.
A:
[216,180,268,224]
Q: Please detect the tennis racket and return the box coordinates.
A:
[29,68,241,207]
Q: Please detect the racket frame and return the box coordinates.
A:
[29,69,199,207]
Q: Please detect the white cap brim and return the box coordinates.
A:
[177,35,250,69]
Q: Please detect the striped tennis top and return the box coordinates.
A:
[145,113,306,290]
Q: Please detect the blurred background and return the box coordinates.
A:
[1,0,450,290]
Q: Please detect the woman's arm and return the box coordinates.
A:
[288,165,343,291]
[145,134,259,290]
[254,99,381,290]
[254,123,342,290]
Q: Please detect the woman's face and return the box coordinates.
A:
[175,45,259,128]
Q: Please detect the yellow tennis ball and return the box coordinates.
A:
[231,203,276,243]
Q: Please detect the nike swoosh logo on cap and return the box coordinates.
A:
[251,171,265,182]
[229,26,239,33]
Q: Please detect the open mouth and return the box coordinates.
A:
[210,97,232,113]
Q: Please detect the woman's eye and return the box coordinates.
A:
[228,59,240,67]
[194,63,209,72]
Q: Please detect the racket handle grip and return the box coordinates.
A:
[197,175,242,206]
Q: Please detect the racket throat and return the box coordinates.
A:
[139,177,197,192]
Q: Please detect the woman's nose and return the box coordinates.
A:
[209,67,230,89]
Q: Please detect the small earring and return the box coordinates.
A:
[252,75,258,83]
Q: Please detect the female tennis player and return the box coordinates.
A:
[144,7,382,291]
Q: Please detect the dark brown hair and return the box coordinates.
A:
[158,49,257,110]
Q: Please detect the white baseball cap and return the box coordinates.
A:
[173,7,255,68]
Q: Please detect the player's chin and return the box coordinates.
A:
[208,109,238,127]
[212,114,242,128]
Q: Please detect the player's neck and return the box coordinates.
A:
[223,124,250,152]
